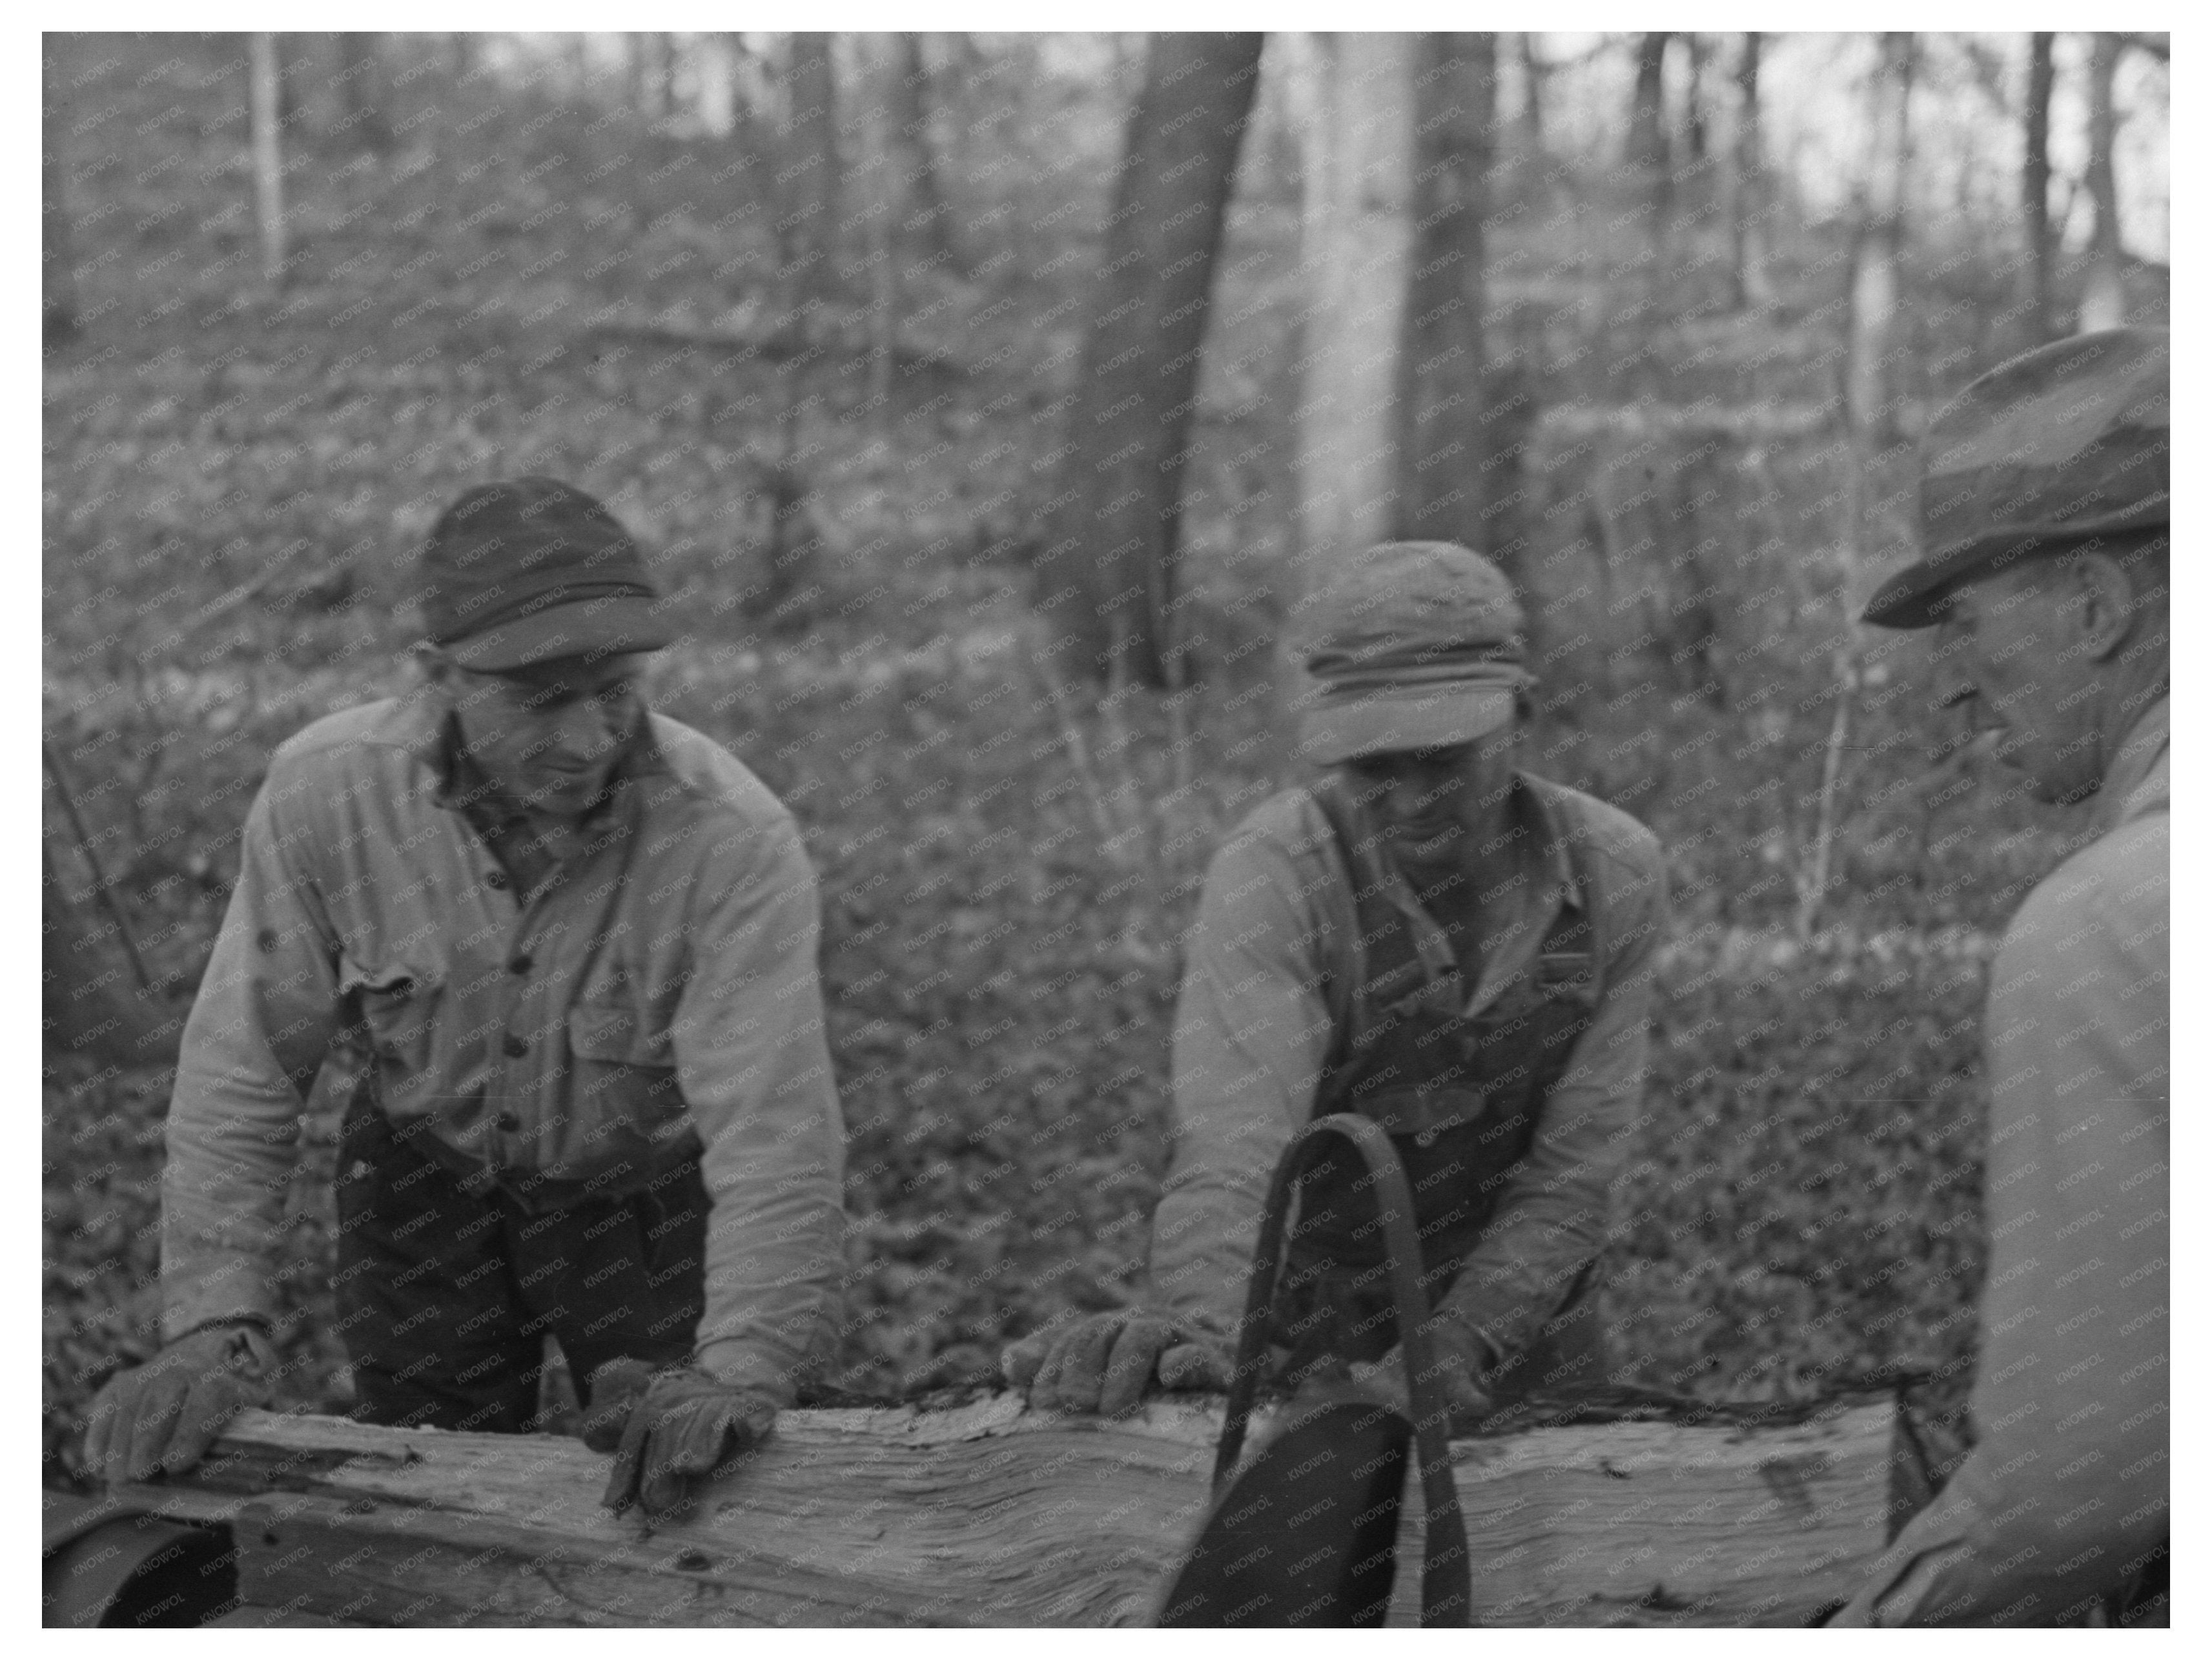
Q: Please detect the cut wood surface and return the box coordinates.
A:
[125,1394,1894,1628]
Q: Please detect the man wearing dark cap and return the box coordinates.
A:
[1005,542,1668,1418]
[1832,329,2167,1625]
[85,478,847,1522]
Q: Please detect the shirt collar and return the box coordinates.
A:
[1514,772,1584,912]
[2098,693,2168,832]
[376,686,668,823]
[1353,769,1582,912]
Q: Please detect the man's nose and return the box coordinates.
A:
[1383,775,1442,819]
[553,698,622,757]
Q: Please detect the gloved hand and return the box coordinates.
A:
[1349,1313,1497,1426]
[586,1359,780,1522]
[82,1322,278,1484]
[1001,1308,1233,1418]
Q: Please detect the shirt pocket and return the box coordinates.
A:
[340,957,442,1109]
[567,1001,685,1129]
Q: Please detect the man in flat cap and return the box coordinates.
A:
[1006,542,1668,1418]
[85,478,847,1522]
[1832,329,2167,1625]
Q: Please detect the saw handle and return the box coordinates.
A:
[1209,1111,1471,1626]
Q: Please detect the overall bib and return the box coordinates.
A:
[1271,773,1606,1398]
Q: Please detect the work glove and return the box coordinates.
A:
[1349,1313,1497,1428]
[586,1358,781,1523]
[1001,1308,1233,1418]
[82,1322,278,1484]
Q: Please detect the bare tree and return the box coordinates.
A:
[1032,32,1264,687]
[1727,32,1774,308]
[1516,34,1547,152]
[1397,35,1509,560]
[250,32,287,287]
[1295,32,1417,593]
[692,32,737,136]
[2022,32,2056,343]
[2076,33,2127,331]
[42,40,77,343]
[889,34,963,275]
[1682,34,1710,165]
[781,34,839,289]
[1846,33,1914,442]
[635,32,672,121]
[333,33,391,152]
[1626,33,1672,176]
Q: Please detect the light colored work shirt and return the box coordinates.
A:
[159,690,847,1400]
[1836,696,2168,1624]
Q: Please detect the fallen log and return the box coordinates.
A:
[112,1393,1894,1627]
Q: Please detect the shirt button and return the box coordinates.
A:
[486,870,510,890]
[508,954,533,975]
[502,1034,529,1058]
[495,1109,521,1132]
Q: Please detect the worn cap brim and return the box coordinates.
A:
[1861,553,1978,630]
[1298,682,1518,765]
[441,593,676,671]
[1859,531,2132,630]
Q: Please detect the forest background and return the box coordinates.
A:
[40,29,2171,1484]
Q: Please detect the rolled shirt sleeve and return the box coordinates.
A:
[1151,810,1335,1338]
[672,813,848,1402]
[160,764,342,1340]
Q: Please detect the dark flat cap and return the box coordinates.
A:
[417,478,674,670]
[1862,327,2169,629]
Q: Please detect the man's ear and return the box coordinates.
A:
[2071,553,2135,662]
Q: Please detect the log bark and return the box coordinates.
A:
[125,1395,1895,1627]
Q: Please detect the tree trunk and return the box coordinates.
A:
[1845,32,1914,442]
[1516,34,1546,151]
[889,33,963,275]
[249,32,287,287]
[42,39,77,343]
[1728,32,1772,309]
[1626,33,1672,176]
[1682,33,1710,164]
[693,32,737,137]
[132,1398,1896,1627]
[1032,32,1264,688]
[1293,32,1416,597]
[635,32,671,121]
[2076,33,2127,333]
[2022,32,2056,345]
[336,33,391,153]
[780,33,839,291]
[1396,34,1503,558]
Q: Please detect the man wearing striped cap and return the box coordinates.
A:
[1007,540,1670,1421]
